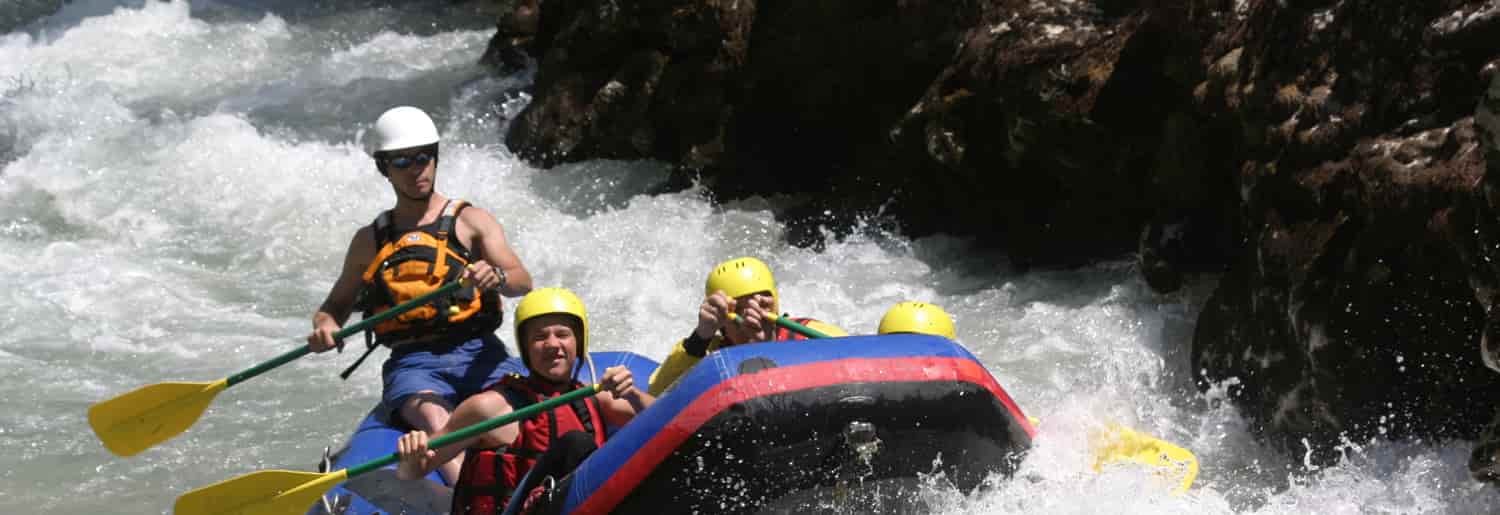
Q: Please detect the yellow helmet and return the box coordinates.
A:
[705,257,777,305]
[878,301,956,340]
[513,288,589,368]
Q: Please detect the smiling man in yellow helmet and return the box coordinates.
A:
[647,257,847,396]
[396,288,653,513]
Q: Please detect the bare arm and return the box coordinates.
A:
[598,366,655,428]
[460,207,532,297]
[306,226,376,352]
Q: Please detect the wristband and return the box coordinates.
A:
[683,331,711,357]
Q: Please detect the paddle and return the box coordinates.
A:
[734,312,1200,494]
[726,312,831,338]
[89,280,468,457]
[174,384,601,515]
[1090,423,1199,494]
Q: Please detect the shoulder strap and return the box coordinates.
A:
[435,199,468,239]
[569,380,599,439]
[372,210,396,247]
[498,373,533,396]
[361,211,401,283]
[430,199,458,278]
[498,375,549,460]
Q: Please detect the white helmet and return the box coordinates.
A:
[365,106,439,156]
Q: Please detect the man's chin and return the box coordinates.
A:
[399,189,433,202]
[539,363,570,380]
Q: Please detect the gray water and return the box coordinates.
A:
[2,1,1498,513]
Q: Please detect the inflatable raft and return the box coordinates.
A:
[310,334,1034,514]
[307,351,659,515]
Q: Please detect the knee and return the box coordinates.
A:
[401,393,454,428]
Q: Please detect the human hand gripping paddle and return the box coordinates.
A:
[173,384,601,515]
[88,280,469,457]
[730,312,1200,494]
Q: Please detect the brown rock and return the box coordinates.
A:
[481,0,1500,480]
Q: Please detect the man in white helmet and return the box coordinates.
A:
[304,106,534,482]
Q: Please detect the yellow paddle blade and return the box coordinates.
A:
[1090,424,1199,495]
[88,379,228,457]
[175,469,348,515]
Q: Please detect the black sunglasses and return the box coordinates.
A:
[384,152,434,170]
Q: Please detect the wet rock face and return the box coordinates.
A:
[0,0,65,34]
[887,2,1205,267]
[497,0,1235,265]
[492,0,1500,474]
[1189,0,1500,467]
[1193,118,1497,464]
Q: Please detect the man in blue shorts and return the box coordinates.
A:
[305,106,533,482]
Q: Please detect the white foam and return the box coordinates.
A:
[0,1,293,105]
[319,29,491,86]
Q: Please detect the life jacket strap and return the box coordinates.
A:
[338,331,382,380]
[361,211,400,284]
[426,200,453,278]
[429,199,468,280]
[503,446,544,461]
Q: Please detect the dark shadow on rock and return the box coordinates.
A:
[0,0,64,34]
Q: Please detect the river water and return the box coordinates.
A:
[2,1,1498,513]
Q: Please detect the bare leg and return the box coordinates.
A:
[400,392,463,483]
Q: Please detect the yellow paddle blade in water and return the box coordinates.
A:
[175,469,349,515]
[1090,424,1199,494]
[88,379,229,457]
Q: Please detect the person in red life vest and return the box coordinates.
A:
[394,288,654,514]
[305,106,534,483]
[646,256,847,396]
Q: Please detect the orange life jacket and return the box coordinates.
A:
[358,199,502,346]
[451,374,606,515]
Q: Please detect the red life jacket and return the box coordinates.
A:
[772,316,819,341]
[451,375,606,515]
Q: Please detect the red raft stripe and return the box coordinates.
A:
[572,355,1035,514]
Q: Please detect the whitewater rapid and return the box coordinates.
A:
[2,1,1498,513]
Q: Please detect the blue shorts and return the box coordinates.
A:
[380,333,522,424]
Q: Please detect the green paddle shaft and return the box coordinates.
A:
[770,315,830,339]
[225,281,466,387]
[345,385,600,477]
[728,312,832,339]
